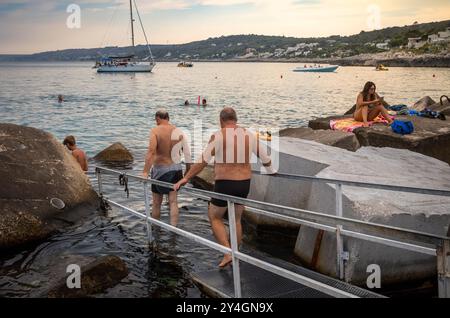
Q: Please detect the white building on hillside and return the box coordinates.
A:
[408,37,426,49]
[428,27,450,43]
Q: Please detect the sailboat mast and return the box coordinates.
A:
[129,0,135,49]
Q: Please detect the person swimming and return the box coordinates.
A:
[184,100,189,106]
[202,98,207,106]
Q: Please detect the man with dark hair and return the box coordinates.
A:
[142,110,191,226]
[63,135,88,172]
[174,107,274,267]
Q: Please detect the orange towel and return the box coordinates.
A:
[330,116,390,132]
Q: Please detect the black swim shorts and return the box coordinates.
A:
[210,179,251,207]
[151,170,183,194]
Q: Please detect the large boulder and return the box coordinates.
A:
[248,137,450,286]
[411,96,436,111]
[94,142,133,163]
[279,127,360,152]
[0,123,98,249]
[46,255,128,298]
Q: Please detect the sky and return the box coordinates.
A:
[0,0,449,54]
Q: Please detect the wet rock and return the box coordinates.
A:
[191,165,215,191]
[0,124,98,249]
[279,127,360,152]
[47,255,128,298]
[411,96,436,111]
[94,142,133,163]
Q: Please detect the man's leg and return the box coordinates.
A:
[234,204,244,246]
[152,192,163,219]
[208,203,230,267]
[168,191,179,227]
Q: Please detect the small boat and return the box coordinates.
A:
[293,64,339,73]
[375,64,389,71]
[94,0,155,73]
[178,61,193,67]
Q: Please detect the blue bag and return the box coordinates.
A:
[391,120,414,135]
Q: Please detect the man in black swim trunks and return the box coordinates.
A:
[174,107,275,267]
[142,110,191,226]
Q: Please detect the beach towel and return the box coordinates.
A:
[330,115,391,133]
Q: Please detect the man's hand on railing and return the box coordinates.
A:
[173,177,189,191]
[142,171,149,179]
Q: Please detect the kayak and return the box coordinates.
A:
[293,65,339,73]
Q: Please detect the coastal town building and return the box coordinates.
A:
[428,27,450,43]
[408,37,426,49]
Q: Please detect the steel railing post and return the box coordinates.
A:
[335,183,346,280]
[143,181,153,245]
[227,200,242,298]
[437,239,450,298]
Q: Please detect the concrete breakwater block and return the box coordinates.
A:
[247,137,450,286]
[279,127,360,152]
[308,115,450,165]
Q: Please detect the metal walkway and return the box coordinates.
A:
[95,166,450,298]
[191,249,383,298]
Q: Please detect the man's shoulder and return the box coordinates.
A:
[72,148,86,157]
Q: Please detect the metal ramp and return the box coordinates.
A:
[192,250,383,298]
[95,166,450,298]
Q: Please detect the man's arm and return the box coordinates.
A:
[180,132,192,173]
[253,134,276,174]
[142,129,157,178]
[173,134,215,191]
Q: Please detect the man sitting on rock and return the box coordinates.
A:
[63,135,88,172]
[142,110,191,227]
[173,107,275,267]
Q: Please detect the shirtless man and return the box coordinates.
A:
[174,107,274,267]
[142,110,191,226]
[63,135,88,172]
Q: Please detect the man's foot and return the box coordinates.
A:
[219,254,232,268]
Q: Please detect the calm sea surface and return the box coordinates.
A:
[0,62,449,297]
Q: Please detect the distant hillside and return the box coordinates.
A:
[1,20,449,62]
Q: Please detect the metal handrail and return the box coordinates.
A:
[94,166,450,298]
[95,166,449,244]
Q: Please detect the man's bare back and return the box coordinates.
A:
[204,126,271,181]
[151,124,184,166]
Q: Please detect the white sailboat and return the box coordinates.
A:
[95,0,155,73]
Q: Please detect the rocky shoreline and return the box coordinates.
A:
[183,52,450,68]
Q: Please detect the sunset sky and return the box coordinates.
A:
[1,0,449,54]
